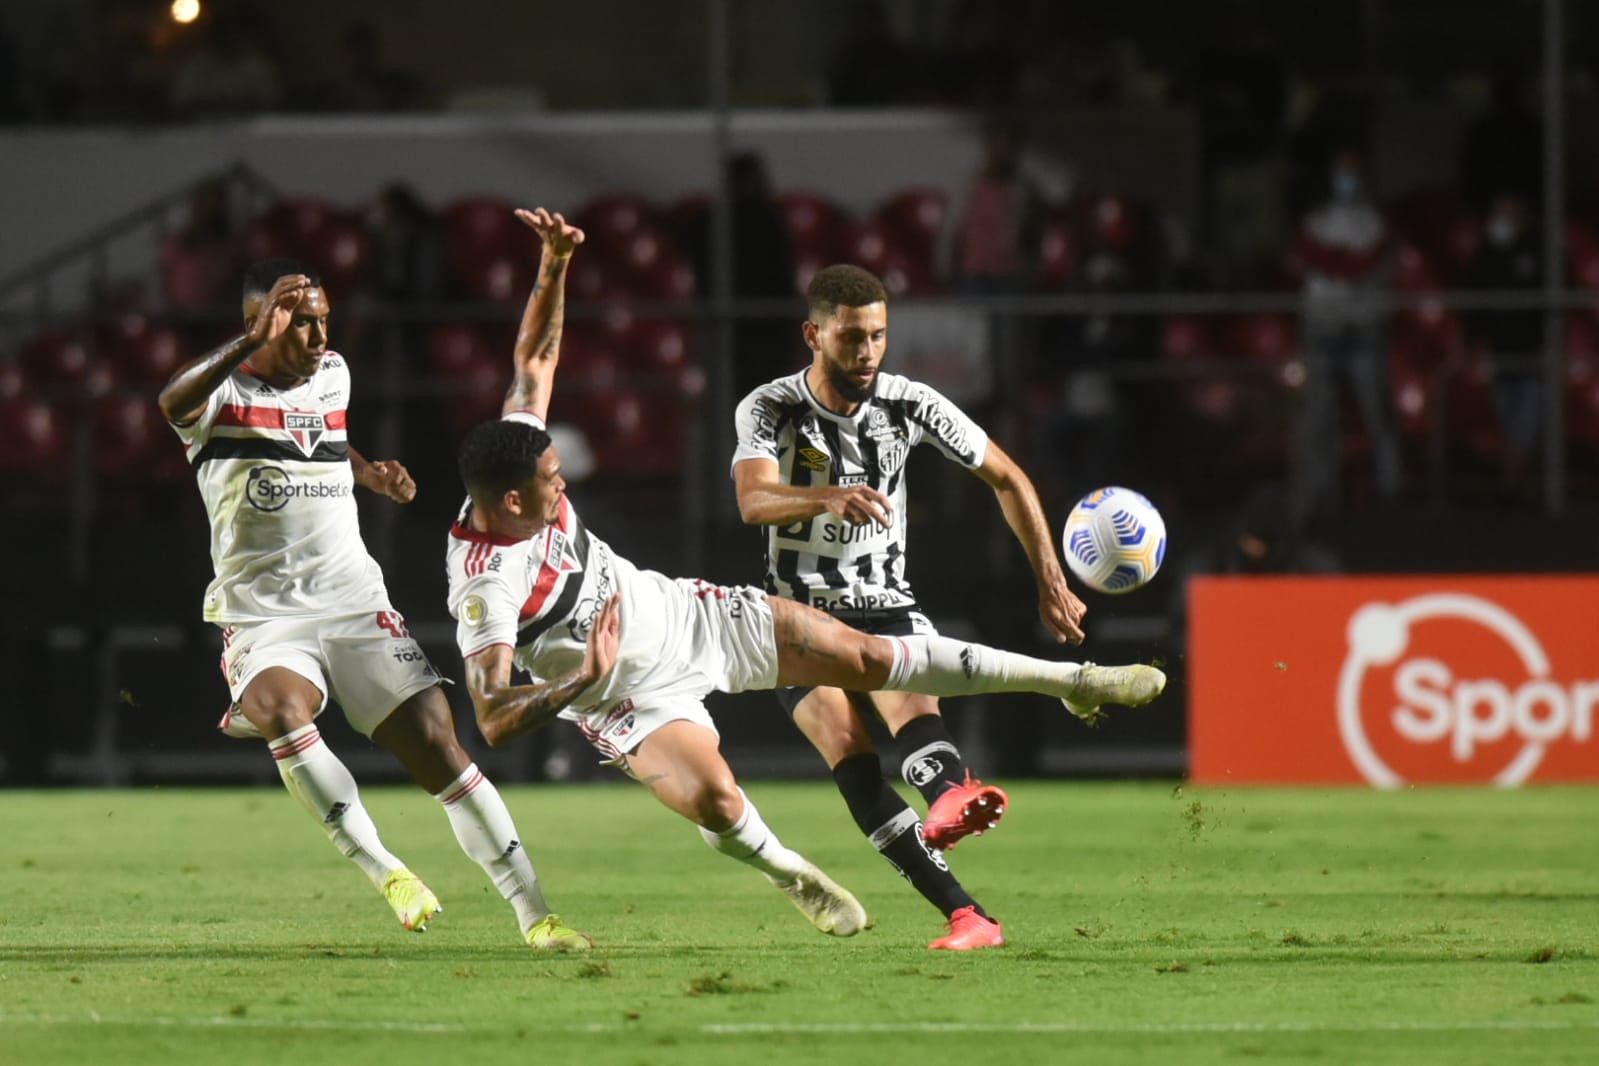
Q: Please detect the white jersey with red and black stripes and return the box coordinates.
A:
[170,353,391,624]
[445,414,732,721]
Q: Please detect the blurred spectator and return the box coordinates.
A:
[168,9,283,119]
[826,2,926,106]
[1292,149,1403,513]
[1182,19,1288,282]
[329,22,425,112]
[368,183,444,301]
[682,151,798,395]
[160,177,239,309]
[942,125,1046,293]
[1465,193,1545,494]
[1461,57,1542,214]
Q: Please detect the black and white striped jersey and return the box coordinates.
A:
[732,369,988,612]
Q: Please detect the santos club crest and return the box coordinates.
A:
[284,412,326,457]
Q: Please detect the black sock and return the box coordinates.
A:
[831,753,986,920]
[892,713,968,806]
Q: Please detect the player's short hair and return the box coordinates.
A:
[458,419,553,500]
[242,258,320,302]
[807,264,888,321]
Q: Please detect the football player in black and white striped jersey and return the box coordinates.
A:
[732,265,1089,949]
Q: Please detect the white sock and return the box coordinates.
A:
[435,764,550,935]
[882,634,1083,698]
[697,789,809,881]
[269,724,403,888]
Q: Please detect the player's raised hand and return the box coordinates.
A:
[583,593,622,683]
[515,208,585,260]
[364,459,417,504]
[1039,578,1087,645]
[824,485,893,527]
[245,275,309,345]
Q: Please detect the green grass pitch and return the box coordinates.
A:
[3,780,1596,1065]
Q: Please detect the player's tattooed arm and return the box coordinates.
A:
[503,208,585,422]
[463,595,620,745]
[158,274,307,425]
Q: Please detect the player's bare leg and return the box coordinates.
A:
[238,667,420,924]
[624,719,868,936]
[795,687,1000,944]
[768,597,1165,722]
[373,688,589,949]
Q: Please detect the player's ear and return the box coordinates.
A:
[502,488,524,517]
[801,318,820,352]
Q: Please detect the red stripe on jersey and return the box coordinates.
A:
[517,526,568,623]
[215,405,349,430]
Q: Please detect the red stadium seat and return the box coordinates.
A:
[1159,315,1212,361]
[97,315,188,385]
[457,253,535,305]
[621,318,691,373]
[777,191,850,260]
[1087,195,1134,253]
[0,397,67,476]
[1388,357,1431,438]
[876,188,948,258]
[575,194,658,247]
[0,360,24,401]
[307,219,372,295]
[1037,217,1076,289]
[1227,314,1298,363]
[262,199,341,246]
[1393,243,1441,293]
[846,222,936,296]
[93,395,162,477]
[442,197,529,277]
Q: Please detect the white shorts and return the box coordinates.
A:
[567,580,776,764]
[216,610,443,738]
[572,694,719,766]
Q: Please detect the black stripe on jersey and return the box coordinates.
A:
[777,409,827,545]
[882,403,912,497]
[192,438,350,465]
[853,412,884,493]
[899,398,979,465]
[516,520,593,647]
[774,547,807,602]
[882,541,907,595]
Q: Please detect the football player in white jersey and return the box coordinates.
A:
[448,209,869,939]
[159,256,590,951]
[730,264,1090,950]
[448,215,1166,949]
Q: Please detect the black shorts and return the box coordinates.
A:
[773,603,936,715]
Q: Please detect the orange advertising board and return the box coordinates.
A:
[1188,576,1599,786]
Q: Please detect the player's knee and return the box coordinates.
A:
[695,776,745,832]
[240,694,314,737]
[856,634,897,682]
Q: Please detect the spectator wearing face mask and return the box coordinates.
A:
[1465,193,1546,494]
[1288,149,1403,516]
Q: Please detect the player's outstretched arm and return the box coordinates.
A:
[733,457,894,527]
[502,207,585,422]
[972,439,1087,645]
[157,274,307,426]
[463,594,620,745]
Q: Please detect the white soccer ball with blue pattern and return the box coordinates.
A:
[1061,487,1167,594]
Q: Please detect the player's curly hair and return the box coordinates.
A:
[458,419,553,500]
[806,264,888,320]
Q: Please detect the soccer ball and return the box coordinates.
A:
[1061,487,1167,594]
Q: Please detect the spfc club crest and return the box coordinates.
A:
[284,412,326,457]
